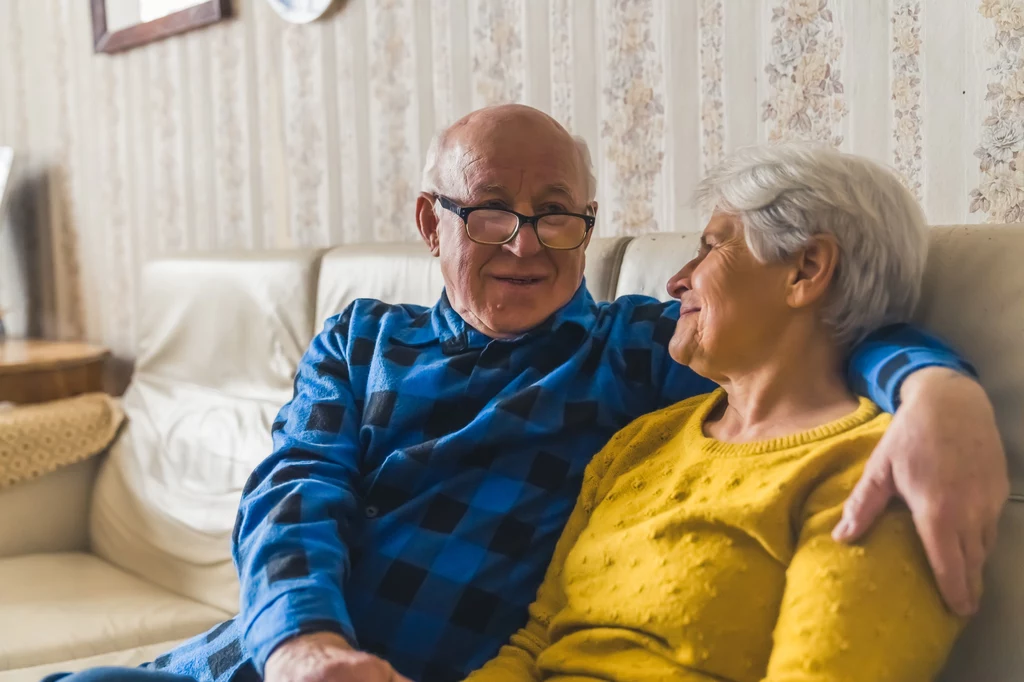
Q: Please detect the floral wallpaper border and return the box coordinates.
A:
[601,0,665,235]
[473,0,524,107]
[699,0,725,174]
[763,0,848,146]
[892,0,924,199]
[971,0,1024,223]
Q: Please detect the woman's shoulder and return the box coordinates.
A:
[619,391,717,440]
[586,392,717,481]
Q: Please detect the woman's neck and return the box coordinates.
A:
[705,328,859,444]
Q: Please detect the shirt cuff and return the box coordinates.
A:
[852,347,976,413]
[244,588,358,674]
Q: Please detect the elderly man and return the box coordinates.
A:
[49,105,1006,682]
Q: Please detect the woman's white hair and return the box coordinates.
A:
[421,128,598,203]
[694,143,928,348]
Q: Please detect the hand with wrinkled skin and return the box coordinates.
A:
[264,632,414,682]
[833,366,1009,616]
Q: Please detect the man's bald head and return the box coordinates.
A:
[414,103,599,340]
[421,104,596,204]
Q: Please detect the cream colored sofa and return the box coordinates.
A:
[0,228,1020,682]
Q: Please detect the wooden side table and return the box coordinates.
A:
[0,340,110,405]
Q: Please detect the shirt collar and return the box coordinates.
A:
[389,279,598,353]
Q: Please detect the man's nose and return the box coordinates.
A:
[503,221,544,257]
[666,260,695,299]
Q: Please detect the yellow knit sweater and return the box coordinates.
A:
[466,389,963,682]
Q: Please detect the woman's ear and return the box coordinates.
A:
[416,193,441,256]
[786,234,840,309]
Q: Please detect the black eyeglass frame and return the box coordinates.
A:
[435,194,596,250]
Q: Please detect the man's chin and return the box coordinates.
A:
[478,307,554,338]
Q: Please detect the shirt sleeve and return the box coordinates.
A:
[464,418,646,681]
[846,323,977,413]
[232,310,363,673]
[764,461,964,681]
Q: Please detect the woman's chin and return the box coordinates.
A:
[668,336,697,367]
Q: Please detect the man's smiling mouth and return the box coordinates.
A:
[493,275,546,286]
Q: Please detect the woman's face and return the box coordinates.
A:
[665,212,795,378]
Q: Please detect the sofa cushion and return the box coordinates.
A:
[613,232,702,301]
[939,500,1024,681]
[315,243,445,324]
[0,459,98,559]
[89,251,326,612]
[0,640,184,682]
[914,226,1024,494]
[0,553,227,671]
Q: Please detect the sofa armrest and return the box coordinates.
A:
[0,457,102,559]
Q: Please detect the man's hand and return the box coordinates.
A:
[832,367,1009,616]
[264,632,413,682]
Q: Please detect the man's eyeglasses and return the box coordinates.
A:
[435,195,595,250]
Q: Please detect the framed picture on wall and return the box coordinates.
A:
[91,0,231,53]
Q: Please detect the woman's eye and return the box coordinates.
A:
[543,204,567,213]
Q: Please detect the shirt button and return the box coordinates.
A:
[365,506,379,519]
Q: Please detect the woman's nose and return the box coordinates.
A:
[666,260,695,299]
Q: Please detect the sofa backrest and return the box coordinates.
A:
[89,251,325,613]
[93,227,1023,679]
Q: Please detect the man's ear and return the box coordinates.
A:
[786,234,840,309]
[416,193,441,256]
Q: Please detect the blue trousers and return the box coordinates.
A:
[43,670,196,682]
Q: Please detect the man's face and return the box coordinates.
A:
[423,110,594,338]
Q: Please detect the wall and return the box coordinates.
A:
[0,0,1018,361]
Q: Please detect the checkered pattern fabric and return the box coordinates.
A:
[138,283,971,682]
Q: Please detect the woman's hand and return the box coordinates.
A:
[832,367,1009,617]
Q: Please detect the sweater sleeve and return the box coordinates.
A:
[464,417,647,682]
[764,461,964,681]
[233,310,364,673]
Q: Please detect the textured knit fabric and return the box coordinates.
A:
[467,389,964,682]
[134,282,970,682]
[0,393,123,489]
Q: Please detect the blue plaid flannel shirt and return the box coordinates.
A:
[144,282,973,682]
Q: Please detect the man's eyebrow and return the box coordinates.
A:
[539,184,577,200]
[470,183,511,198]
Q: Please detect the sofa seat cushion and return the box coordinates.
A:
[0,640,185,682]
[0,553,230,671]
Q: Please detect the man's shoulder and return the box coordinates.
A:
[322,299,432,338]
[591,295,680,353]
[596,294,678,322]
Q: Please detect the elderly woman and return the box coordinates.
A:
[465,145,965,682]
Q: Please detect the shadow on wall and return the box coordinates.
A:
[1,166,85,342]
[1,170,42,338]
